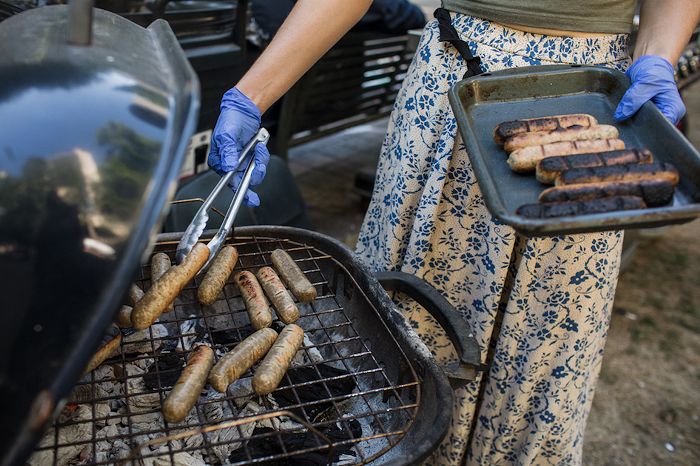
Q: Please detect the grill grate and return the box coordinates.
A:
[29,235,420,466]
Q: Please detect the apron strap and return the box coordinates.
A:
[434,7,483,79]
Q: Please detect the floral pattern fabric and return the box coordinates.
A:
[355,13,630,466]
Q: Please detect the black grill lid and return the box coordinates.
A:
[0,4,199,465]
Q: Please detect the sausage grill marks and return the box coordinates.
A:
[257,266,300,324]
[252,324,305,395]
[162,345,215,423]
[495,114,678,217]
[234,270,274,330]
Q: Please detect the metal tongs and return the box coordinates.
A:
[176,128,270,270]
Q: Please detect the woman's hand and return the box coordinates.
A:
[208,87,270,207]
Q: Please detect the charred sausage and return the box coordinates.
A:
[151,252,173,313]
[493,114,598,145]
[252,324,304,395]
[554,162,680,187]
[508,139,626,173]
[503,124,619,154]
[535,148,653,184]
[208,327,278,393]
[162,345,215,423]
[131,243,209,330]
[257,266,300,324]
[234,270,273,330]
[538,179,675,207]
[270,249,317,303]
[198,246,239,306]
[516,196,647,218]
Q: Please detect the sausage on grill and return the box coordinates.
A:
[503,124,619,154]
[270,249,317,303]
[536,148,653,184]
[554,162,680,186]
[209,327,278,393]
[234,270,273,330]
[126,283,144,307]
[257,266,300,324]
[508,138,626,173]
[151,252,173,313]
[162,345,215,423]
[252,324,304,395]
[493,114,598,145]
[83,331,122,376]
[115,305,133,329]
[516,196,648,218]
[198,246,238,306]
[131,243,210,330]
[539,179,675,207]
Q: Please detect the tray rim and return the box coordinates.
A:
[449,64,700,237]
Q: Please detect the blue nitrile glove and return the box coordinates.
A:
[614,55,685,126]
[208,87,270,207]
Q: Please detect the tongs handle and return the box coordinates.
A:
[175,128,269,265]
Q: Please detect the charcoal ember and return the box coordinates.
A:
[142,352,184,390]
[227,419,361,465]
[273,364,356,419]
[211,326,257,346]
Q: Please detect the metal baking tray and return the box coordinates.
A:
[449,65,700,236]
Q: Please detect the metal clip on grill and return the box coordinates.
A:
[176,128,270,270]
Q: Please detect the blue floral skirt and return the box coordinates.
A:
[355,12,630,466]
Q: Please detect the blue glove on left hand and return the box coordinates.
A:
[614,55,685,126]
[208,87,270,207]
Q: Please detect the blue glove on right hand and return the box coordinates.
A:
[208,87,270,207]
[614,55,685,126]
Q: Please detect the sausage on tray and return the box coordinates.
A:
[83,331,122,376]
[503,124,619,154]
[516,196,648,218]
[257,266,300,324]
[198,245,238,306]
[252,324,304,395]
[131,243,210,330]
[270,249,317,303]
[162,345,215,423]
[539,179,675,207]
[508,138,626,173]
[554,162,680,187]
[493,113,598,145]
[209,327,278,393]
[234,270,273,330]
[536,148,653,184]
[151,252,173,313]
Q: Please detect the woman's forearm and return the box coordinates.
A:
[634,0,700,63]
[236,0,373,114]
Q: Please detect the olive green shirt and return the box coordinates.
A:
[442,0,636,34]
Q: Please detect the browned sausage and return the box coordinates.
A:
[538,179,675,207]
[126,283,144,307]
[257,266,300,324]
[208,327,278,393]
[507,138,626,173]
[83,332,122,376]
[503,124,619,154]
[493,114,598,145]
[151,252,173,313]
[554,162,680,187]
[270,249,317,303]
[252,324,304,395]
[162,345,215,423]
[516,196,647,218]
[131,243,210,330]
[198,246,239,306]
[115,305,133,329]
[536,148,653,184]
[234,270,273,330]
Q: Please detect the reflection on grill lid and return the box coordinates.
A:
[0,5,199,466]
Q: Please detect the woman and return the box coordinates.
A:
[207,1,700,463]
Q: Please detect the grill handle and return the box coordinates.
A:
[374,271,486,390]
